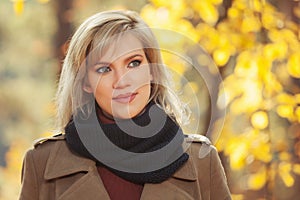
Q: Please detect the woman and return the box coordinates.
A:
[19,10,231,200]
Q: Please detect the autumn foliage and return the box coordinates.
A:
[140,0,300,199]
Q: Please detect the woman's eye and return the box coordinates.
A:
[96,66,111,73]
[128,60,141,68]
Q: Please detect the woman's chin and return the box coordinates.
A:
[110,106,144,120]
[111,111,140,120]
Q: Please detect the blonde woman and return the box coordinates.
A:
[19,10,231,200]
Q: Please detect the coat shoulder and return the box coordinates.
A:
[33,133,65,148]
[184,135,232,199]
[24,133,67,168]
[184,134,217,161]
[184,134,211,145]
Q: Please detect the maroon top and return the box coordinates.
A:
[97,167,144,200]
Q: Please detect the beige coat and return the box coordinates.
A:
[19,135,231,200]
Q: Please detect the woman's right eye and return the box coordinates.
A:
[96,66,111,74]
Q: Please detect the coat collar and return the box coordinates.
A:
[44,135,95,180]
[42,135,200,200]
[44,135,197,181]
[172,147,197,181]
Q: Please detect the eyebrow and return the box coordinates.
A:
[94,53,144,66]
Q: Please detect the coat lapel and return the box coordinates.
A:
[44,139,111,200]
[57,170,110,200]
[172,153,197,181]
[44,140,93,179]
[141,153,202,200]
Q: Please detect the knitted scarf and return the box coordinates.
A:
[65,102,189,184]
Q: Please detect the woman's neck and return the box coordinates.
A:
[96,105,147,124]
[96,108,116,124]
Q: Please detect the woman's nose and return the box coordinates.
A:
[112,68,130,89]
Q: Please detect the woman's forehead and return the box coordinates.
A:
[97,33,144,63]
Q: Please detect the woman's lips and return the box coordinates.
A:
[112,92,137,103]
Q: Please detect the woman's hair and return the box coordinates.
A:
[55,10,190,131]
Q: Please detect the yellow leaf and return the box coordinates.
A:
[263,42,288,61]
[295,94,300,103]
[233,0,247,10]
[227,78,262,114]
[229,141,248,170]
[210,0,223,5]
[279,152,291,161]
[293,164,300,175]
[295,107,300,123]
[213,48,231,66]
[268,29,283,42]
[151,0,174,7]
[251,111,269,130]
[151,0,186,19]
[14,0,24,15]
[228,7,241,19]
[252,0,263,12]
[279,162,294,187]
[262,12,277,30]
[196,23,220,52]
[231,194,244,200]
[287,53,300,78]
[161,52,187,75]
[276,105,294,120]
[247,167,267,190]
[276,93,296,105]
[250,132,272,162]
[194,1,219,26]
[37,0,50,3]
[5,140,28,173]
[234,51,262,78]
[187,82,199,93]
[263,73,283,96]
[176,19,200,42]
[241,16,261,33]
[254,143,272,162]
[282,29,298,44]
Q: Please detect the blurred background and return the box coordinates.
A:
[0,0,300,199]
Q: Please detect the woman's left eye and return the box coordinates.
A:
[128,60,141,68]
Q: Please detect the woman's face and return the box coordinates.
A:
[84,34,152,119]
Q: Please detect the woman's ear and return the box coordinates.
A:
[83,78,93,93]
[83,84,93,93]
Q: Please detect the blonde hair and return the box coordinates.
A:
[55,10,190,131]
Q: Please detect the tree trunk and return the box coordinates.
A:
[53,0,74,75]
